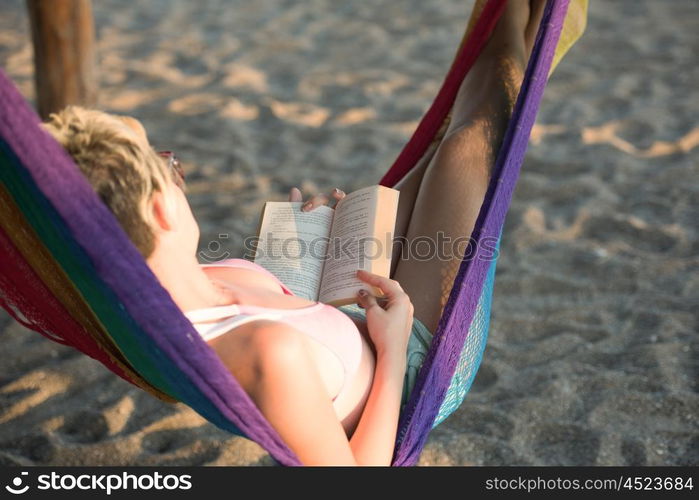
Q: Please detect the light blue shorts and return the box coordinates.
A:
[337,304,433,408]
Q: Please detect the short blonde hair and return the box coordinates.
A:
[42,106,172,258]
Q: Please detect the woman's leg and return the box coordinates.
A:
[390,117,450,277]
[392,0,546,332]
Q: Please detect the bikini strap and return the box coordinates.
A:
[189,311,284,343]
[183,304,242,323]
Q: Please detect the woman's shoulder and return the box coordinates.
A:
[207,318,312,386]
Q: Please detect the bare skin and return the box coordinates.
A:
[391,0,546,332]
[123,0,545,465]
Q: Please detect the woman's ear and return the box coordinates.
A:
[149,189,177,233]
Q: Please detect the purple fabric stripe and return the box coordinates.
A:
[392,0,570,466]
[0,72,300,465]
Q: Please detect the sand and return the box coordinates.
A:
[1,0,697,466]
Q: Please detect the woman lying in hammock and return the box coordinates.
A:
[43,0,544,465]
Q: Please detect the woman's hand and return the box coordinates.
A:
[288,186,346,211]
[355,270,413,360]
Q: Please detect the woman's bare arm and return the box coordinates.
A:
[209,315,409,465]
[347,349,406,464]
[210,319,355,464]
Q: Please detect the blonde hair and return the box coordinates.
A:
[42,106,172,258]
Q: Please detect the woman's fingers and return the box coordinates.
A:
[330,188,346,208]
[331,187,346,200]
[288,187,303,202]
[356,288,379,310]
[302,193,329,211]
[356,269,404,299]
[301,187,346,211]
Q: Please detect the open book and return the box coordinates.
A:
[253,185,400,306]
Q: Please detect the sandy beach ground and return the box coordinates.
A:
[1,0,697,466]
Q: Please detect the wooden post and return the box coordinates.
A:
[26,0,97,120]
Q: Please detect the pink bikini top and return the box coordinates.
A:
[183,258,363,401]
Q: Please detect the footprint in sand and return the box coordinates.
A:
[140,429,221,465]
[621,438,647,466]
[531,423,600,466]
[0,433,55,463]
[59,410,109,444]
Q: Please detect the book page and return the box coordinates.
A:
[318,186,397,305]
[254,202,333,301]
